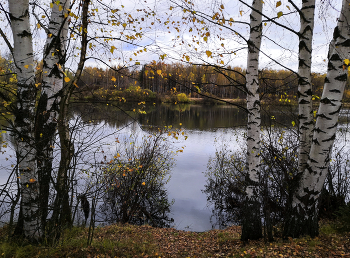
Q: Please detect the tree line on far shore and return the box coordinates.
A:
[2,56,343,103]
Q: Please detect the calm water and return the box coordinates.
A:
[0,102,349,231]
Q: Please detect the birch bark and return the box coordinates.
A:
[241,0,263,241]
[284,0,350,238]
[52,0,90,231]
[35,0,70,231]
[9,0,41,239]
[297,0,316,173]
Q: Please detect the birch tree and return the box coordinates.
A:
[9,0,41,240]
[296,0,316,174]
[241,0,263,241]
[35,0,70,232]
[5,0,88,240]
[284,0,350,238]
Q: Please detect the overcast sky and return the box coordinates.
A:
[0,0,342,73]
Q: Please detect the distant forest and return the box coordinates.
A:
[1,56,349,102]
[76,61,337,101]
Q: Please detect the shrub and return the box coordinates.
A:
[100,130,183,227]
[176,93,189,103]
[334,203,350,232]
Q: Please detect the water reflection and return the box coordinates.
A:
[69,102,298,131]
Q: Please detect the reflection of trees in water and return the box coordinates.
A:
[69,102,300,132]
[100,132,176,228]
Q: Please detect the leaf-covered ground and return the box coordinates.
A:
[1,222,350,257]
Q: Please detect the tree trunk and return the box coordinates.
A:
[9,0,41,240]
[241,0,263,241]
[297,0,316,174]
[35,0,70,234]
[51,0,90,233]
[284,0,350,238]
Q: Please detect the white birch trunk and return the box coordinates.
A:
[297,0,316,173]
[9,0,41,239]
[36,0,70,227]
[285,0,350,238]
[241,0,263,241]
[42,0,70,107]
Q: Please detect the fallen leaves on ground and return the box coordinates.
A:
[2,222,349,257]
[79,223,350,257]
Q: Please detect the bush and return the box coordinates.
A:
[335,203,350,232]
[100,130,183,227]
[176,93,189,103]
[123,85,156,101]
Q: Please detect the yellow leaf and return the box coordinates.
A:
[276,1,281,8]
[37,23,41,29]
[220,4,224,9]
[40,133,43,137]
[142,182,145,185]
[344,59,350,65]
[239,10,243,16]
[157,70,162,75]
[59,5,63,11]
[277,11,283,18]
[64,77,70,82]
[122,23,127,28]
[110,46,116,54]
[111,76,117,82]
[185,55,190,62]
[203,36,208,42]
[286,5,290,10]
[50,2,53,8]
[135,61,140,65]
[264,22,267,26]
[24,65,29,69]
[206,50,212,57]
[29,178,35,183]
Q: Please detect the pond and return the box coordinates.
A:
[0,102,349,231]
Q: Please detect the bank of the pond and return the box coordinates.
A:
[1,221,349,257]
